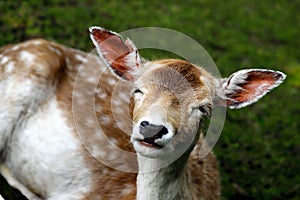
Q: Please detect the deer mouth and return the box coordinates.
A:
[138,138,163,149]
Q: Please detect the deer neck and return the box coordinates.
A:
[136,152,195,200]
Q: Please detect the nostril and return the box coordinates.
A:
[139,123,169,140]
[140,121,149,127]
[157,126,168,138]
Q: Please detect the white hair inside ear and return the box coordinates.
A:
[214,69,286,109]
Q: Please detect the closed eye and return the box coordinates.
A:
[134,89,143,95]
[132,88,144,101]
[199,105,209,114]
[192,104,211,117]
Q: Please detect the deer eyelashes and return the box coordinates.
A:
[191,104,212,117]
[133,88,144,95]
[132,88,144,103]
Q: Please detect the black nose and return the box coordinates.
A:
[139,121,169,140]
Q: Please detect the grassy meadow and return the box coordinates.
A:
[0,0,299,199]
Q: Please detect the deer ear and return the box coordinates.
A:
[215,69,286,109]
[89,26,143,81]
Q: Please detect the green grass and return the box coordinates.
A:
[0,0,299,199]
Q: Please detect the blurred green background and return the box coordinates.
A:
[0,0,299,199]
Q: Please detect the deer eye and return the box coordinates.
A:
[198,106,207,114]
[133,88,144,101]
[134,89,143,95]
[191,104,211,117]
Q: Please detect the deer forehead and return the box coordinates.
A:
[136,59,213,103]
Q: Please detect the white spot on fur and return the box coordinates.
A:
[0,56,9,65]
[86,118,95,126]
[114,107,124,114]
[115,121,127,130]
[112,99,122,106]
[90,144,107,159]
[19,51,35,65]
[95,88,101,94]
[108,78,116,86]
[113,124,119,128]
[4,62,15,73]
[78,71,87,78]
[31,40,43,45]
[73,92,86,105]
[48,45,62,56]
[75,54,86,62]
[87,76,98,83]
[66,58,71,64]
[107,151,117,160]
[73,92,84,99]
[99,116,111,125]
[34,64,47,74]
[118,92,128,99]
[97,92,107,100]
[11,45,20,51]
[101,168,109,175]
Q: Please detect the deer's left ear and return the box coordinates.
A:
[215,69,286,109]
[89,26,143,81]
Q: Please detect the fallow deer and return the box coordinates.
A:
[0,27,285,200]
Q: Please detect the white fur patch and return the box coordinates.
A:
[97,92,107,100]
[112,99,123,106]
[108,78,116,86]
[4,98,92,198]
[30,40,43,46]
[47,45,62,56]
[11,45,20,51]
[75,54,86,62]
[118,91,128,99]
[100,115,111,125]
[4,62,15,73]
[0,56,9,65]
[87,76,98,83]
[19,51,35,66]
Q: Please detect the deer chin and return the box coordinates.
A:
[131,135,174,159]
[132,139,174,159]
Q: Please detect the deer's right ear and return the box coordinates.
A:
[89,26,143,81]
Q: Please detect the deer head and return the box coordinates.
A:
[90,27,286,160]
